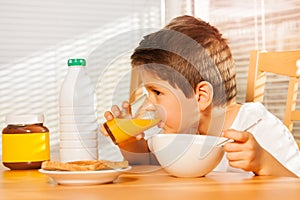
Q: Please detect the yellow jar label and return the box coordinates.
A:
[2,132,50,162]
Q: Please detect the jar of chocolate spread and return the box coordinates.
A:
[2,114,50,170]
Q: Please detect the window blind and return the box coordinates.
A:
[205,0,300,140]
[0,0,163,161]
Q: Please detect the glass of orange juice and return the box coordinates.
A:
[104,94,161,145]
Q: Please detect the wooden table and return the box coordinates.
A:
[1,165,300,200]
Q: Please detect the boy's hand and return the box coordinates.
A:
[223,129,297,177]
[222,129,265,174]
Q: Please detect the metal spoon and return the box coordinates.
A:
[216,118,262,147]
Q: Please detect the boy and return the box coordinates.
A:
[101,15,300,177]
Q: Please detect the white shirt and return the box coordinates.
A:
[214,102,300,177]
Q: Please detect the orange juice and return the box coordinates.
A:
[104,118,160,144]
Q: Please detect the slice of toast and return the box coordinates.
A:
[41,160,129,171]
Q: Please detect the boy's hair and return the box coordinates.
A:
[131,15,237,106]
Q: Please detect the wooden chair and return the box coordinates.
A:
[245,50,300,149]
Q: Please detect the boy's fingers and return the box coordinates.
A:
[104,111,114,120]
[157,121,165,128]
[135,132,145,140]
[223,129,249,143]
[122,101,130,110]
[120,101,131,117]
[111,105,121,117]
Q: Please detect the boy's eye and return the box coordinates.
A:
[152,89,161,95]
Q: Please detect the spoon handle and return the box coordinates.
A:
[243,118,262,132]
[217,118,262,146]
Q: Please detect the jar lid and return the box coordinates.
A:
[6,114,44,125]
[68,58,86,66]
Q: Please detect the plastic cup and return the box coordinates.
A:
[104,94,160,144]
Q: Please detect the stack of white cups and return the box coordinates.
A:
[59,58,98,162]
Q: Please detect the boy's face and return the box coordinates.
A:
[140,69,200,134]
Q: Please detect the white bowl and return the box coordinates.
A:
[148,134,226,177]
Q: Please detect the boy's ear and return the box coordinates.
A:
[195,81,213,111]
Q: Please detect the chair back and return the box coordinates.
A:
[246,50,300,148]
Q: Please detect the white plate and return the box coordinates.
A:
[39,167,131,186]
